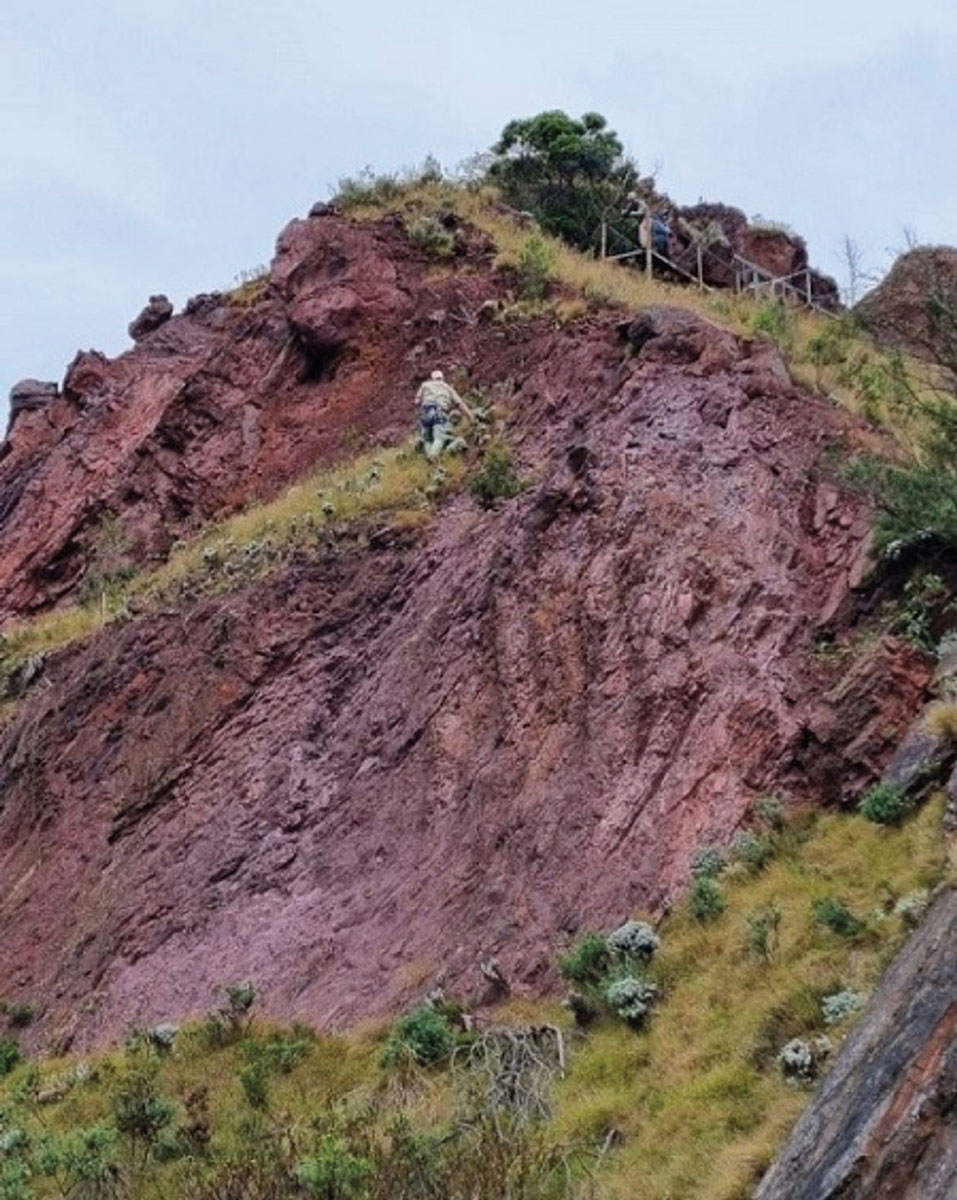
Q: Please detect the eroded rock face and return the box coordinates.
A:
[755,888,957,1200]
[0,274,928,1048]
[856,245,957,364]
[0,214,499,617]
[128,294,174,341]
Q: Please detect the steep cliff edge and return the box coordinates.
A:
[756,886,957,1199]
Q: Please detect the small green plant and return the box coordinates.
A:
[732,830,775,872]
[604,976,657,1028]
[747,903,782,961]
[517,234,556,301]
[821,989,863,1026]
[558,933,610,986]
[382,1005,457,1068]
[0,1160,31,1200]
[893,571,950,650]
[606,920,660,965]
[34,1124,121,1197]
[813,895,864,938]
[690,844,727,879]
[235,1030,312,1109]
[755,793,787,831]
[0,1039,20,1077]
[111,1058,176,1156]
[751,299,795,351]
[470,442,524,509]
[858,780,913,826]
[334,167,403,208]
[689,876,725,922]
[238,1060,269,1109]
[297,1135,372,1199]
[806,318,856,370]
[406,214,456,259]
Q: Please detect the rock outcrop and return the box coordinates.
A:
[756,887,957,1200]
[128,293,174,341]
[0,209,929,1048]
[856,245,957,364]
[0,212,499,618]
[669,201,841,309]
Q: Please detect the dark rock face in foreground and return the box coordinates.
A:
[755,887,957,1200]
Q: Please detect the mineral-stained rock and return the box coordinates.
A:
[128,293,174,341]
[755,888,957,1200]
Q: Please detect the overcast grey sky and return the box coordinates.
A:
[2,1,955,421]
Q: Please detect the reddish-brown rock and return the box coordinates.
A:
[856,245,957,364]
[0,221,927,1047]
[671,201,841,309]
[0,213,500,617]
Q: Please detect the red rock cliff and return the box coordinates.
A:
[0,211,929,1050]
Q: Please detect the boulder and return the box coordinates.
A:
[881,719,954,796]
[128,294,174,341]
[856,246,957,362]
[183,292,223,317]
[5,380,59,440]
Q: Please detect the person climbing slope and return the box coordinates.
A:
[416,369,474,458]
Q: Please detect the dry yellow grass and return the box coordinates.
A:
[0,798,948,1200]
[0,444,463,671]
[925,700,957,742]
[549,797,951,1200]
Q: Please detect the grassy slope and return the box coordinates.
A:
[0,446,462,674]
[0,798,951,1199]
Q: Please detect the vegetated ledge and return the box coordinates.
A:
[0,442,464,686]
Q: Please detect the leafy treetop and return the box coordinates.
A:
[487,110,640,254]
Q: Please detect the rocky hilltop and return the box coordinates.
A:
[0,194,954,1198]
